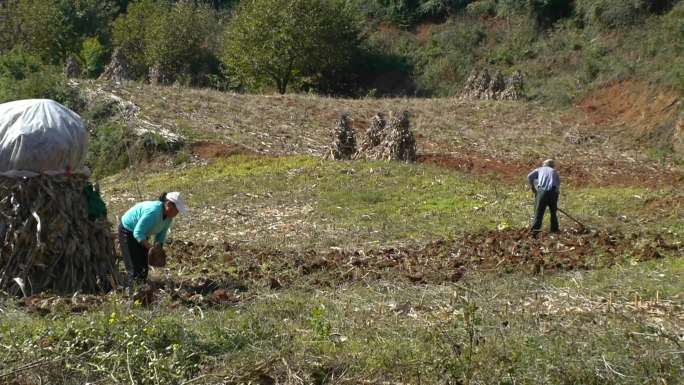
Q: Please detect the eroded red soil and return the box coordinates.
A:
[417,152,682,187]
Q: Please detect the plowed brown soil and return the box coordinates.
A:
[165,228,677,293]
[15,229,679,312]
[417,152,682,187]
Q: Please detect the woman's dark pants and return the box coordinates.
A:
[118,223,148,284]
[532,189,559,235]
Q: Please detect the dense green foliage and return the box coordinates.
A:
[0,48,81,108]
[80,37,108,77]
[0,0,682,99]
[221,0,362,93]
[112,0,220,84]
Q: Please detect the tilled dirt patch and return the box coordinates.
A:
[11,229,679,312]
[417,152,683,188]
[167,228,679,289]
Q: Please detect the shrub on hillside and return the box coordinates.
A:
[576,0,675,29]
[112,0,220,84]
[80,37,108,78]
[467,0,572,28]
[350,0,474,27]
[4,0,118,64]
[0,48,81,109]
[111,0,157,79]
[413,19,487,95]
[222,0,363,94]
[144,2,219,85]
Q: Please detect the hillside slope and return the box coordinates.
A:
[87,81,683,183]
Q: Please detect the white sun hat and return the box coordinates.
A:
[166,191,188,215]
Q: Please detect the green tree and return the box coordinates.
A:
[221,0,362,94]
[112,0,162,78]
[1,0,118,64]
[12,0,67,63]
[144,1,218,83]
[81,37,107,77]
[113,0,219,83]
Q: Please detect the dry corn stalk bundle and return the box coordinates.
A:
[326,113,357,160]
[353,113,386,158]
[461,68,491,100]
[99,47,133,83]
[0,175,120,296]
[461,68,525,101]
[359,111,416,162]
[500,70,524,101]
[483,70,506,100]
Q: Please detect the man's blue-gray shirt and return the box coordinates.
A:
[527,166,560,191]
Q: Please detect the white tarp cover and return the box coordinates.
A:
[0,99,88,174]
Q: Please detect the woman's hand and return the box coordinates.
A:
[142,240,152,250]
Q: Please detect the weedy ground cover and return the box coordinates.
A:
[2,83,684,384]
[105,155,683,250]
[1,257,681,384]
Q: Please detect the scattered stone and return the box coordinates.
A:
[326,113,356,160]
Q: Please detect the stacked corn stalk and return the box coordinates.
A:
[0,175,120,296]
[483,70,506,100]
[326,113,357,160]
[500,70,524,101]
[356,111,416,162]
[99,47,133,83]
[461,69,525,101]
[460,68,491,100]
[352,113,386,159]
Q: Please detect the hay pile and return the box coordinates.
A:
[326,113,356,160]
[354,111,416,162]
[0,175,120,296]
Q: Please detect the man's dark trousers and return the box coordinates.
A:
[532,188,559,234]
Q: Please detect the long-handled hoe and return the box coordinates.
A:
[557,207,589,233]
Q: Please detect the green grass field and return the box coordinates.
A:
[2,153,682,384]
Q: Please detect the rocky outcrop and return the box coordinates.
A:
[148,64,173,86]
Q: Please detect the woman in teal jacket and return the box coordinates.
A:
[118,191,187,284]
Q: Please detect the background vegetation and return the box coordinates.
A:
[0,0,682,100]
